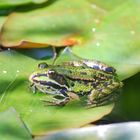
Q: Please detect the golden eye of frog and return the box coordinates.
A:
[29,60,123,107]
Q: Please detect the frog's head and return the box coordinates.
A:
[29,62,68,94]
[29,62,51,84]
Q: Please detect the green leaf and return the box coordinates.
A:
[0,16,6,30]
[0,108,32,140]
[88,0,127,11]
[72,0,140,80]
[0,50,114,135]
[0,0,104,48]
[0,0,139,80]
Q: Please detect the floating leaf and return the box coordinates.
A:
[0,0,105,48]
[0,108,32,140]
[88,0,126,11]
[72,0,140,80]
[0,16,6,30]
[0,50,114,135]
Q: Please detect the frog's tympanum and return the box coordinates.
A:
[29,60,123,107]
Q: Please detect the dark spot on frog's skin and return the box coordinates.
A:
[71,82,74,87]
[47,86,50,89]
[103,82,109,87]
[42,81,68,92]
[78,81,83,84]
[80,66,86,69]
[99,73,105,77]
[39,81,49,85]
[59,89,68,97]
[68,70,72,74]
[92,82,98,87]
[78,91,84,95]
[84,81,90,85]
[80,72,87,75]
[95,80,100,85]
[92,65,100,70]
[92,74,97,79]
[105,67,116,74]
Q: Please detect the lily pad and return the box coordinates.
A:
[0,0,104,48]
[72,0,140,80]
[0,49,114,135]
[88,0,127,11]
[0,0,139,81]
[0,16,6,30]
[0,108,32,140]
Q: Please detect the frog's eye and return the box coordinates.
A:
[38,62,48,69]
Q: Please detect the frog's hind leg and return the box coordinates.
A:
[87,88,119,108]
[87,92,117,108]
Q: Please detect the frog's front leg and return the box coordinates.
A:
[42,91,70,106]
[29,83,37,94]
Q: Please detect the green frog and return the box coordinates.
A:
[29,60,123,107]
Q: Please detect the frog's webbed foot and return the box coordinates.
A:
[87,90,119,108]
[42,97,70,106]
[86,99,108,108]
[29,83,37,94]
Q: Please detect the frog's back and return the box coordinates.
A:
[53,65,115,82]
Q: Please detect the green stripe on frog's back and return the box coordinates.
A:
[67,78,94,95]
[52,65,114,81]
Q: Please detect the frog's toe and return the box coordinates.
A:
[86,104,97,109]
[29,83,37,94]
[85,100,98,108]
[41,99,60,106]
[41,98,70,106]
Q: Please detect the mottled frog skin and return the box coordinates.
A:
[29,60,123,107]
